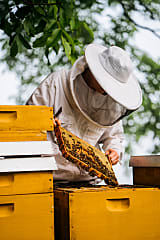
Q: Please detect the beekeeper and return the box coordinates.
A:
[26,43,142,184]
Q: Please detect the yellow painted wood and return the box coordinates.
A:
[0,171,53,196]
[0,193,54,240]
[0,130,47,141]
[0,105,53,131]
[54,186,160,240]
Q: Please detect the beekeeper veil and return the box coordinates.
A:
[69,44,142,127]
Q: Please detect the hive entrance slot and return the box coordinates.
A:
[0,111,17,122]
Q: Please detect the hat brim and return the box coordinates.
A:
[85,44,142,110]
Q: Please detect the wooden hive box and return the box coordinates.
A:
[54,186,160,240]
[0,105,53,141]
[130,155,160,186]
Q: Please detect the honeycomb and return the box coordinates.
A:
[54,125,118,186]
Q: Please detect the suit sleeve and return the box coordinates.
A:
[98,121,124,161]
[26,72,56,107]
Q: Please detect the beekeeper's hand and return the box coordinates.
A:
[53,118,61,127]
[105,149,119,165]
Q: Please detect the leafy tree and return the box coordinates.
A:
[0,0,160,158]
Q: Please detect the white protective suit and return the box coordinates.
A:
[26,56,125,183]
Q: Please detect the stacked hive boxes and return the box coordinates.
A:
[0,105,57,240]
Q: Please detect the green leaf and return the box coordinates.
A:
[53,5,58,20]
[59,8,65,28]
[34,19,47,34]
[46,28,61,47]
[23,19,35,36]
[10,37,18,57]
[48,0,56,3]
[62,30,75,52]
[70,17,76,31]
[48,4,58,19]
[44,47,51,65]
[45,19,56,32]
[18,34,31,49]
[61,35,71,60]
[35,7,46,16]
[33,33,50,48]
[83,22,94,40]
[23,20,30,35]
[69,54,77,65]
[53,43,60,54]
[1,19,12,36]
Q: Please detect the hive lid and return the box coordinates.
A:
[0,156,57,172]
[129,155,160,167]
[0,141,54,157]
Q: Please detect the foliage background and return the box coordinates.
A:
[0,0,160,171]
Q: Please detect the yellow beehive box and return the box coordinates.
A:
[54,186,160,240]
[0,170,53,196]
[0,130,47,141]
[0,105,53,131]
[0,193,54,240]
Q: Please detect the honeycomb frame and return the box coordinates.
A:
[54,125,118,186]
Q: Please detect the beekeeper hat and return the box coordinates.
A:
[85,44,142,110]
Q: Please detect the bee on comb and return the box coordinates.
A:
[54,124,118,186]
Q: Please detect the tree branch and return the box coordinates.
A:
[24,1,57,5]
[131,19,160,39]
[121,2,160,40]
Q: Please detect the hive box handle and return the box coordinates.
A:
[0,174,14,187]
[0,203,14,217]
[0,111,17,123]
[106,198,130,212]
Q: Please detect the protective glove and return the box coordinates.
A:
[105,149,119,166]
